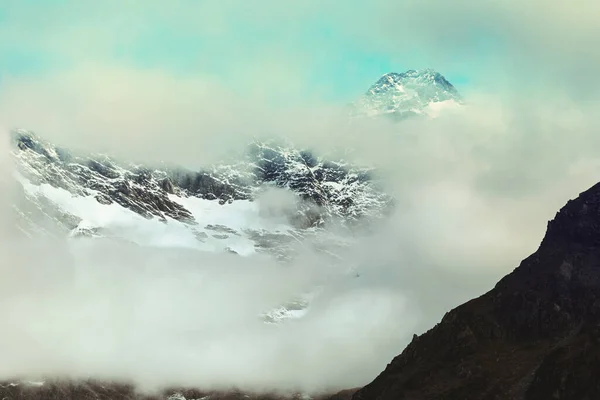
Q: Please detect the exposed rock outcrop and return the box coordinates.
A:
[352,182,600,399]
[11,130,391,232]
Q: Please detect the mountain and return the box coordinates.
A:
[353,69,462,120]
[351,182,600,399]
[11,129,391,248]
[1,69,463,397]
[10,67,461,248]
[9,69,456,331]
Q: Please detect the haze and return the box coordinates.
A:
[1,0,600,396]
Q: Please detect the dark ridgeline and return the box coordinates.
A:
[351,182,600,399]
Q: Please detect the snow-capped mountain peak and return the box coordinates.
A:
[353,68,462,119]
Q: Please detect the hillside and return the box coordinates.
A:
[352,182,600,399]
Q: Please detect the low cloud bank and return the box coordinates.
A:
[2,74,600,394]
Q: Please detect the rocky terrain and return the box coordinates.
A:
[11,129,391,235]
[351,181,600,399]
[352,69,462,120]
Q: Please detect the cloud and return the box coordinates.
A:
[3,0,600,395]
[3,0,600,121]
[0,63,357,167]
[3,0,600,93]
[4,86,600,394]
[0,192,415,394]
[0,66,260,166]
[255,188,301,221]
[363,0,600,94]
[0,0,368,100]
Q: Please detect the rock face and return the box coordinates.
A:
[352,182,600,400]
[11,130,392,235]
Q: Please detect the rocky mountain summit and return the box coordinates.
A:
[353,69,462,120]
[351,182,600,399]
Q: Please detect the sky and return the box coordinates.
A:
[0,0,502,104]
[3,0,600,161]
[2,0,599,108]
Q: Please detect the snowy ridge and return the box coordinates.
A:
[11,130,391,234]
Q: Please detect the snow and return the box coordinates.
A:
[15,176,328,325]
[18,176,296,257]
[263,305,308,323]
[322,181,345,192]
[169,194,290,233]
[355,69,462,119]
[19,179,160,234]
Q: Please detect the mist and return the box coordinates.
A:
[0,170,414,393]
[3,88,600,393]
[3,0,600,395]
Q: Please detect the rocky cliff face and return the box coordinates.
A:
[12,129,391,233]
[352,182,600,399]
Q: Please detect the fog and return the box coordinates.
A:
[0,235,411,393]
[0,146,415,393]
[3,91,600,393]
[2,0,600,396]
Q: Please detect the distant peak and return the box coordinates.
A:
[373,69,457,93]
[353,68,462,120]
[382,68,435,76]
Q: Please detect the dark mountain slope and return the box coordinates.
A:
[352,182,600,400]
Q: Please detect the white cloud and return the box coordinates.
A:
[4,88,600,393]
[2,0,600,394]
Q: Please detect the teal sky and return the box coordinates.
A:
[2,0,596,106]
[1,0,597,170]
[0,1,483,104]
